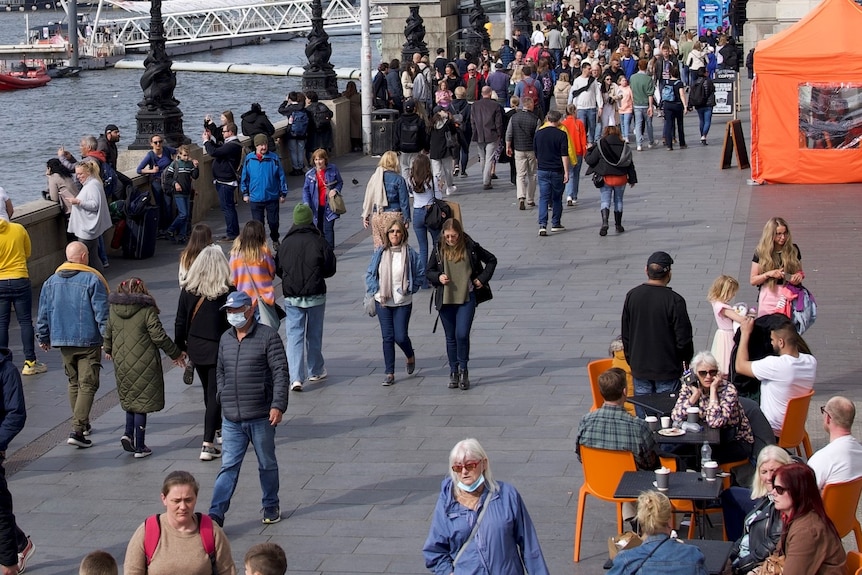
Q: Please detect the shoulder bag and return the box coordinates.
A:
[183,296,206,385]
[328,188,347,215]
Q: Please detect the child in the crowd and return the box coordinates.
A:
[163,144,200,243]
[245,542,287,575]
[79,550,118,575]
[609,335,636,417]
[104,278,186,458]
[707,275,749,373]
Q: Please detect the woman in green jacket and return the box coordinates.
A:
[104,278,186,458]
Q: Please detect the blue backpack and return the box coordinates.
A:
[289,110,309,137]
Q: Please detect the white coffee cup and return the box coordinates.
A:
[686,406,700,424]
[703,460,719,481]
[645,416,659,431]
[660,416,672,429]
[655,467,670,490]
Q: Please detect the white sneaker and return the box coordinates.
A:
[446,186,457,195]
[566,196,573,206]
[308,370,327,382]
[290,381,303,392]
[636,145,643,152]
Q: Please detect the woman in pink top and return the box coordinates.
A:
[617,75,634,143]
[229,220,277,328]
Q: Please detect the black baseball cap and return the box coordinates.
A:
[647,251,674,271]
[105,124,119,133]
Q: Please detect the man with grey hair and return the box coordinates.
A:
[533,110,570,236]
[505,96,541,211]
[470,86,504,190]
[808,396,862,489]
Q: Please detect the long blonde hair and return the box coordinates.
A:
[183,245,232,299]
[707,275,739,304]
[439,218,466,263]
[754,217,801,288]
[231,220,269,265]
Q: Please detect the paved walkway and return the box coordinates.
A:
[6,87,861,574]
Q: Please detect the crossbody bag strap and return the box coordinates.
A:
[630,536,671,575]
[452,488,496,567]
[191,296,205,322]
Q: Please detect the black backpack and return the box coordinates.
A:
[311,104,332,130]
[399,122,421,153]
[689,78,707,108]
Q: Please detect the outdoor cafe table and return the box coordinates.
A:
[690,540,735,575]
[653,425,721,445]
[614,470,723,539]
[627,392,679,416]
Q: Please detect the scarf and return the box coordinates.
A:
[361,166,388,219]
[378,246,408,304]
[55,262,110,293]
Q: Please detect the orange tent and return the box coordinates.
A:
[751,0,862,184]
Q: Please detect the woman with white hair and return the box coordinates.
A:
[608,491,707,574]
[671,350,754,463]
[175,244,234,461]
[423,438,549,575]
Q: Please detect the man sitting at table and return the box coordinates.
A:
[734,317,816,436]
[808,395,862,490]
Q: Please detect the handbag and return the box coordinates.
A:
[592,172,605,188]
[328,189,347,215]
[424,197,452,230]
[474,283,493,305]
[242,263,285,329]
[363,293,377,317]
[752,553,784,575]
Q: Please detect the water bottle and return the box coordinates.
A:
[701,441,713,476]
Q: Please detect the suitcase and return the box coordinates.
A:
[123,205,159,259]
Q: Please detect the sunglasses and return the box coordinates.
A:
[820,406,830,416]
[771,482,787,495]
[697,369,719,377]
[451,460,480,473]
[152,140,163,144]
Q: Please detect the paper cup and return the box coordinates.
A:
[660,416,672,429]
[703,460,719,481]
[655,467,670,490]
[645,416,659,431]
[686,406,700,424]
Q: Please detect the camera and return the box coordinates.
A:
[681,369,698,387]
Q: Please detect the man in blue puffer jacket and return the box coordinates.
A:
[241,134,288,248]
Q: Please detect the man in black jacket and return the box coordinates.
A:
[208,291,289,527]
[393,99,429,180]
[202,122,243,242]
[276,204,336,393]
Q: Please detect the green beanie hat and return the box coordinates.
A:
[293,203,313,226]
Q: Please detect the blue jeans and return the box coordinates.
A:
[209,416,279,520]
[600,184,626,212]
[620,112,633,141]
[663,102,686,147]
[97,236,108,266]
[633,377,680,395]
[438,292,476,372]
[318,218,335,248]
[0,278,35,361]
[633,106,654,146]
[284,302,325,383]
[375,302,414,374]
[567,156,582,201]
[216,182,239,239]
[250,200,281,243]
[167,194,190,237]
[287,139,306,171]
[696,107,713,137]
[577,108,598,145]
[537,170,564,228]
[412,206,439,287]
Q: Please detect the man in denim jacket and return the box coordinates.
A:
[36,242,109,449]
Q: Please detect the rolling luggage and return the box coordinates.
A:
[123,205,159,259]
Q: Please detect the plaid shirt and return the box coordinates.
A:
[576,404,658,470]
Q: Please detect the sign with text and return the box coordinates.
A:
[713,69,736,115]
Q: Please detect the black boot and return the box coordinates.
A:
[448,372,459,389]
[600,209,610,236]
[459,369,470,390]
[614,211,625,233]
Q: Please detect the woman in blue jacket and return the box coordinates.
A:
[302,148,343,248]
[365,219,423,386]
[423,438,550,575]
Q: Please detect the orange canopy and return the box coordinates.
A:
[751,0,862,183]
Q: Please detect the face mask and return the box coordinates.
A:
[227,312,248,328]
[457,474,485,493]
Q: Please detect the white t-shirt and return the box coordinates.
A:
[751,353,817,432]
[808,435,862,489]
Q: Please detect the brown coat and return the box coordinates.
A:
[779,511,845,575]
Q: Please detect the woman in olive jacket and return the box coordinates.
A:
[104,278,184,458]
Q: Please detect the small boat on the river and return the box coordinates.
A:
[0,64,51,89]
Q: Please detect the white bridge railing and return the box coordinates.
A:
[103,0,386,50]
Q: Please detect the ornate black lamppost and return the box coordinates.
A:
[469,0,491,53]
[302,0,340,99]
[130,0,188,149]
[401,5,428,64]
[513,0,533,42]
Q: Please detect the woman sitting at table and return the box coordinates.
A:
[671,351,754,464]
[760,463,846,575]
[726,445,793,574]
[608,490,707,575]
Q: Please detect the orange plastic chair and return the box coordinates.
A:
[720,459,751,491]
[823,477,862,551]
[574,446,638,562]
[776,389,814,458]
[846,550,862,575]
[587,358,613,411]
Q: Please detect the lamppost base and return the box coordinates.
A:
[130,109,190,150]
[302,70,340,100]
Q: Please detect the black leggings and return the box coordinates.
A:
[196,363,220,443]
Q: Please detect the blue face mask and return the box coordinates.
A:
[457,474,485,493]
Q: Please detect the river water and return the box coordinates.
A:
[0,10,373,203]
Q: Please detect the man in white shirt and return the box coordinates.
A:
[736,318,817,435]
[808,396,862,489]
[568,62,602,147]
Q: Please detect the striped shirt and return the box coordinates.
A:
[229,252,276,306]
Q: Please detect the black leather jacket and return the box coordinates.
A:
[731,496,783,574]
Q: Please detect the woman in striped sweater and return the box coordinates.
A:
[229,220,278,329]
